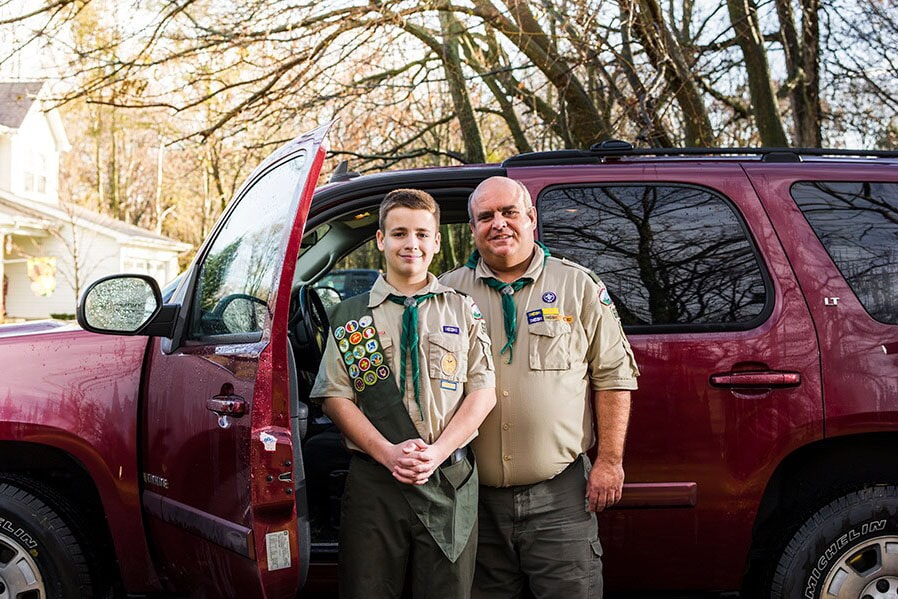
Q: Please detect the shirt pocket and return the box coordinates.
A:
[378,333,394,371]
[528,320,572,370]
[427,332,469,382]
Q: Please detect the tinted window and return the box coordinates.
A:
[539,185,767,328]
[189,154,307,339]
[791,182,898,324]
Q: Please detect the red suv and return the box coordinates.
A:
[0,124,896,598]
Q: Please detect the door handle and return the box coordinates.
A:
[709,371,801,388]
[206,395,247,418]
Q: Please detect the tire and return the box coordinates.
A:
[771,485,898,599]
[0,479,94,598]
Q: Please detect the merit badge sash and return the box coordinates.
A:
[329,293,477,562]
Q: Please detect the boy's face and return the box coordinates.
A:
[376,207,441,283]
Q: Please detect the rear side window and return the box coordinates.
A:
[791,182,898,324]
[539,185,768,330]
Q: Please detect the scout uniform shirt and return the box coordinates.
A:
[440,245,640,487]
[310,273,495,452]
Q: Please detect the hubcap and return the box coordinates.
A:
[0,531,45,599]
[820,535,898,598]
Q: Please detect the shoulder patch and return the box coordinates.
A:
[468,298,484,320]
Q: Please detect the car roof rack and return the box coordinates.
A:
[502,139,898,167]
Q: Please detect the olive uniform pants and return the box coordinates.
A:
[338,455,477,599]
[472,454,604,599]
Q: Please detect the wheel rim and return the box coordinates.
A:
[820,535,898,598]
[0,531,45,599]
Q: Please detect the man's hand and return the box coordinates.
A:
[586,458,624,512]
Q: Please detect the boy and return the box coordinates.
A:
[310,188,496,599]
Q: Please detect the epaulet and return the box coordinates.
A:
[437,265,468,282]
[552,256,603,285]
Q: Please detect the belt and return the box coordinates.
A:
[442,446,468,468]
[353,445,467,469]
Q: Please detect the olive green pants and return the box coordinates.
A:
[338,455,477,599]
[472,455,604,599]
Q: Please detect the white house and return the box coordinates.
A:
[0,81,191,320]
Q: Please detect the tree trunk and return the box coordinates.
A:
[776,0,821,146]
[621,0,714,147]
[727,0,789,146]
[438,12,486,163]
[472,0,609,147]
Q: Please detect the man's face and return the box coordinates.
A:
[469,180,537,270]
[376,207,441,282]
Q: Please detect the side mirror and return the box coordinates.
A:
[77,274,177,337]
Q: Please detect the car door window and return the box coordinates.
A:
[791,181,898,324]
[538,184,769,330]
[189,154,307,340]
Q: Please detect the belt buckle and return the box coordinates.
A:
[443,446,467,467]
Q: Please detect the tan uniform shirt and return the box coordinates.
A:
[310,273,495,452]
[440,248,639,487]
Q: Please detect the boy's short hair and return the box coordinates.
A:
[379,189,440,230]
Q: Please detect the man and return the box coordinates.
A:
[440,176,639,598]
[310,188,496,599]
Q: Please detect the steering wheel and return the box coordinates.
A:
[288,285,330,370]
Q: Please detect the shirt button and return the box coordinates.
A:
[501,390,509,397]
[503,455,512,461]
[502,423,510,430]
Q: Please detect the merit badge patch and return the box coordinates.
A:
[359,315,373,328]
[362,327,376,340]
[440,353,458,376]
[527,309,544,324]
[440,380,459,391]
[334,326,346,340]
[365,339,379,353]
[598,286,614,306]
[442,325,460,335]
[348,363,360,378]
[542,291,557,303]
[352,345,366,360]
[370,352,384,366]
[376,365,390,380]
[359,357,371,371]
[353,378,365,392]
[363,371,378,386]
[345,320,359,333]
[349,331,363,346]
[338,338,350,353]
[343,351,355,365]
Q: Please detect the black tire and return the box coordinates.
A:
[0,480,94,598]
[771,485,898,599]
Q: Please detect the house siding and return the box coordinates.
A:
[6,230,120,319]
[10,108,60,205]
[0,137,9,192]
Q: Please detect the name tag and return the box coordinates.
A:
[442,325,460,334]
[527,309,544,324]
[440,380,459,391]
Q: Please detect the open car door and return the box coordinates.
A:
[137,124,329,598]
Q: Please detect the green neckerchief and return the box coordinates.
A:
[387,292,437,418]
[465,242,551,363]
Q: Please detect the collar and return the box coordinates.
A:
[368,272,448,308]
[465,241,551,282]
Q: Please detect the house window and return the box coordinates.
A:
[24,152,48,195]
